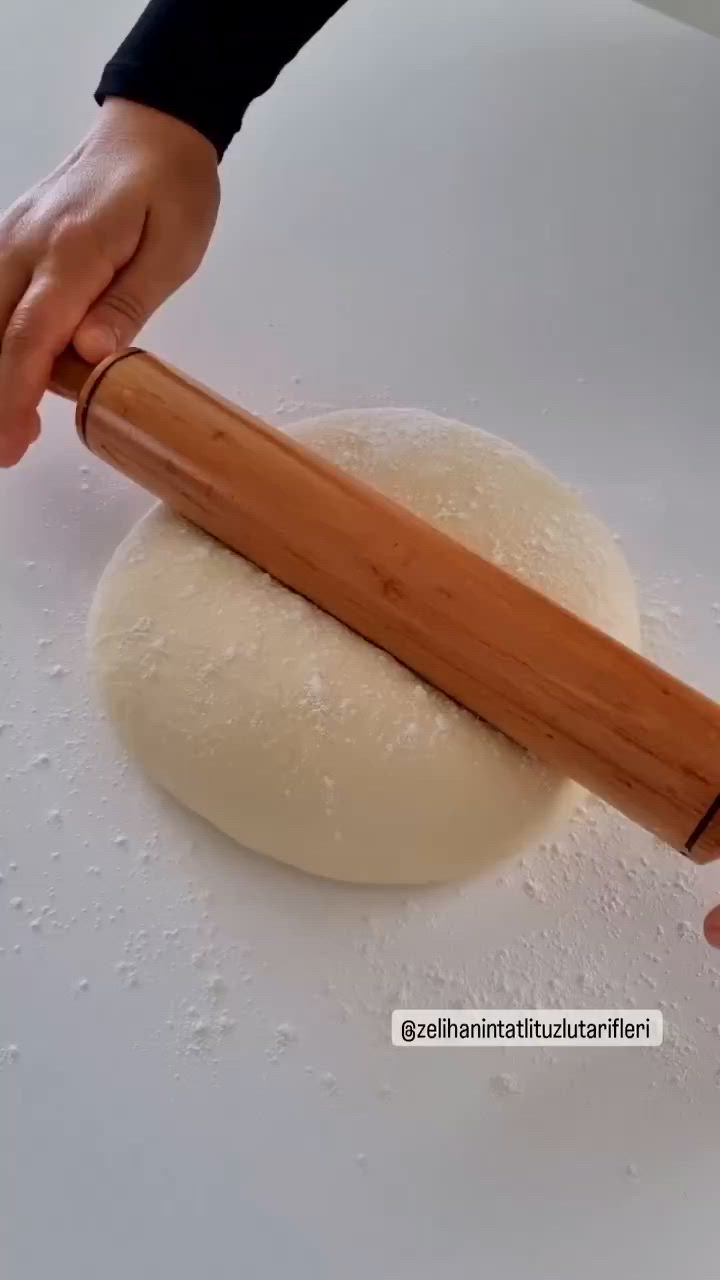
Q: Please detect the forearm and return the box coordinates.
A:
[95,0,348,159]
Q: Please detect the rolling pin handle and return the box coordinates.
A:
[48,348,95,402]
[49,346,143,409]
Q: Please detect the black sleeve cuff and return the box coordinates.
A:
[95,59,242,160]
[94,2,348,163]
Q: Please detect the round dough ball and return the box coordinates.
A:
[88,409,640,884]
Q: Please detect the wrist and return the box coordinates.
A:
[99,96,219,165]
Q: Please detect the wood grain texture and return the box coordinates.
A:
[51,348,720,864]
[49,349,94,402]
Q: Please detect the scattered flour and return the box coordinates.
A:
[267,1021,300,1063]
[490,1072,524,1096]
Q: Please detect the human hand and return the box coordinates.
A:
[703,904,720,947]
[0,97,220,466]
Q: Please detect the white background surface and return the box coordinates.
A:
[3,1,720,1276]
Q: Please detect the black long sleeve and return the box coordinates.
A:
[95,1,348,160]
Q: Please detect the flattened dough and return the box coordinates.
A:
[89,409,640,883]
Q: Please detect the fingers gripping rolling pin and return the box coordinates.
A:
[50,347,720,865]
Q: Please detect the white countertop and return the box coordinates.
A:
[3,1,720,1276]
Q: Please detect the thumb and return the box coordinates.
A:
[72,290,147,364]
[72,243,175,363]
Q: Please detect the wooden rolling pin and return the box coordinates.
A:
[50,347,720,865]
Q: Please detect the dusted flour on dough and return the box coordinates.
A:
[88,409,640,883]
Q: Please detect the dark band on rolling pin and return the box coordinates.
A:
[76,348,142,444]
[684,792,720,856]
